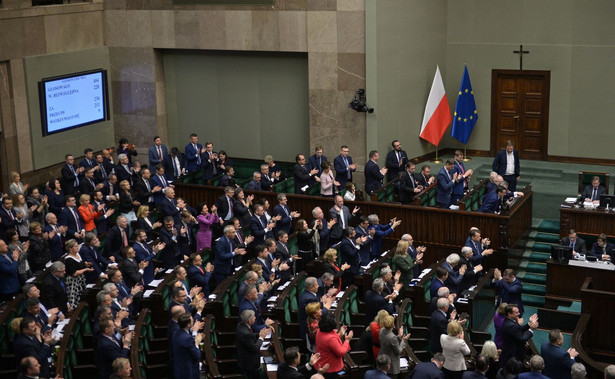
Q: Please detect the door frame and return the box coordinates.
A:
[490,69,550,160]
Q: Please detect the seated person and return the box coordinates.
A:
[590,233,615,261]
[581,175,606,204]
[560,229,587,257]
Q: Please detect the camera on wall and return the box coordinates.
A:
[349,89,374,113]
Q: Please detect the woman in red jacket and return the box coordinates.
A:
[78,194,103,234]
[315,316,352,378]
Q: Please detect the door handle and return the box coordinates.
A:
[513,115,520,119]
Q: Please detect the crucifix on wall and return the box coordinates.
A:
[513,45,530,70]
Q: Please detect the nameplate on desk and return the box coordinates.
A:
[568,259,615,271]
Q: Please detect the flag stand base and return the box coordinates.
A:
[463,157,472,162]
[430,158,443,163]
[462,146,472,161]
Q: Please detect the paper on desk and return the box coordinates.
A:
[564,197,578,203]
[166,269,174,274]
[86,284,95,289]
[261,356,274,364]
[260,342,270,350]
[268,296,278,302]
[148,279,163,287]
[266,364,279,372]
[400,358,409,369]
[336,291,345,298]
[143,290,154,298]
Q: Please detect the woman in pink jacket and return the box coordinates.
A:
[315,316,352,377]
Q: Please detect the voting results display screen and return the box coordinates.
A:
[39,69,110,136]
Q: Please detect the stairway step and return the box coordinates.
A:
[537,219,560,234]
[534,232,560,244]
[522,294,546,307]
[520,261,547,274]
[523,283,546,296]
[527,252,551,263]
[557,302,582,313]
[517,272,546,285]
[531,243,553,253]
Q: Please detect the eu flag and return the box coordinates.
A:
[451,65,478,144]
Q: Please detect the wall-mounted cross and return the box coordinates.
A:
[513,44,530,70]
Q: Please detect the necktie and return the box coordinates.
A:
[343,157,350,179]
[72,208,81,230]
[236,232,243,245]
[396,151,400,163]
[122,229,128,247]
[340,208,346,229]
[100,164,107,179]
[409,172,415,189]
[195,145,201,165]
[173,158,180,177]
[58,278,66,292]
[446,169,451,181]
[198,266,204,275]
[158,146,163,160]
[70,165,79,186]
[592,188,597,201]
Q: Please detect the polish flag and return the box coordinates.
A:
[419,66,452,146]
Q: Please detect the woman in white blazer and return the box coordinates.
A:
[440,321,471,379]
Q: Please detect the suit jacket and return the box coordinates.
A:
[365,369,391,379]
[371,223,393,258]
[329,205,354,240]
[407,361,445,379]
[260,174,275,191]
[133,177,156,206]
[494,277,524,314]
[298,290,329,340]
[0,254,20,295]
[202,151,220,181]
[441,334,471,371]
[250,214,274,244]
[277,363,315,379]
[452,160,468,196]
[43,224,64,261]
[14,333,52,378]
[105,225,127,262]
[443,262,463,295]
[0,206,20,242]
[540,341,575,379]
[160,197,181,225]
[479,191,502,213]
[158,226,182,268]
[500,317,533,365]
[115,163,135,185]
[364,160,384,194]
[184,142,203,173]
[59,206,85,238]
[219,174,235,188]
[133,241,156,285]
[354,225,373,265]
[215,195,235,221]
[333,154,354,187]
[461,371,487,379]
[273,204,293,234]
[459,255,478,293]
[518,372,550,379]
[236,322,263,371]
[163,153,186,180]
[79,244,110,283]
[560,236,587,255]
[310,219,330,255]
[101,180,120,201]
[97,335,130,379]
[430,278,446,299]
[79,177,97,196]
[40,274,68,318]
[415,173,432,188]
[120,258,143,288]
[394,253,416,285]
[385,149,408,181]
[148,144,168,171]
[213,236,236,278]
[590,241,615,259]
[581,184,606,201]
[399,170,419,204]
[172,329,201,379]
[187,264,212,296]
[340,237,361,276]
[465,237,486,266]
[429,309,448,353]
[492,149,520,177]
[245,179,262,191]
[61,163,80,195]
[308,154,328,177]
[408,245,422,279]
[364,290,393,326]
[436,167,455,206]
[239,295,267,331]
[293,164,312,193]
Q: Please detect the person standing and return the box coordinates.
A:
[237,309,271,379]
[385,140,408,182]
[541,329,578,379]
[172,313,204,379]
[436,159,459,208]
[499,304,539,368]
[492,140,520,192]
[333,145,357,188]
[451,150,473,205]
[364,150,387,195]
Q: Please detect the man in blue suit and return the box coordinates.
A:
[0,197,22,242]
[518,355,551,379]
[202,142,221,182]
[365,354,393,379]
[0,239,20,301]
[151,165,172,205]
[500,305,538,367]
[148,136,168,171]
[436,159,460,208]
[451,150,473,205]
[238,284,273,332]
[492,140,521,192]
[333,145,357,188]
[184,133,204,173]
[479,185,507,213]
[465,229,494,266]
[406,353,445,378]
[297,277,332,342]
[364,150,387,195]
[187,253,213,296]
[590,233,615,261]
[14,318,55,379]
[355,217,373,265]
[213,224,247,285]
[368,214,401,259]
[430,298,451,353]
[340,227,367,287]
[80,233,112,283]
[249,204,275,246]
[430,266,448,299]
[133,229,163,285]
[59,195,85,242]
[493,268,524,315]
[308,145,327,179]
[272,193,300,235]
[541,329,578,379]
[364,279,394,326]
[172,313,203,379]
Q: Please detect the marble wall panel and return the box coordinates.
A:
[252,11,280,50]
[275,0,307,11]
[307,0,336,11]
[125,10,153,47]
[308,52,338,90]
[337,52,365,91]
[279,11,307,51]
[44,11,105,53]
[226,11,253,50]
[174,10,201,48]
[151,10,176,48]
[336,10,363,53]
[337,0,363,11]
[307,11,337,52]
[199,11,227,50]
[105,10,128,47]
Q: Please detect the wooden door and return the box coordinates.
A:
[490,70,550,160]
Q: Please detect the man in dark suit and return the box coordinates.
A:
[493,268,524,315]
[462,354,490,378]
[430,267,449,299]
[407,353,445,378]
[215,187,236,223]
[416,164,435,188]
[436,159,459,208]
[385,140,408,182]
[160,187,181,225]
[451,150,473,205]
[581,175,606,203]
[443,254,466,295]
[238,284,273,332]
[0,240,20,301]
[43,213,66,262]
[79,148,97,171]
[590,233,615,261]
[202,142,220,182]
[541,329,578,379]
[0,197,21,242]
[364,150,387,195]
[479,185,507,214]
[399,162,423,204]
[459,246,483,293]
[16,356,43,379]
[158,216,184,269]
[277,346,321,378]
[105,216,130,263]
[40,261,69,315]
[172,313,203,379]
[500,304,538,367]
[293,154,319,194]
[249,204,275,246]
[560,229,587,257]
[259,164,276,190]
[464,229,494,266]
[59,195,85,242]
[151,165,172,205]
[329,195,359,244]
[101,174,120,202]
[184,133,204,173]
[245,171,263,191]
[133,229,162,286]
[333,145,357,188]
[273,193,300,235]
[120,246,147,288]
[80,232,112,283]
[237,309,271,379]
[14,318,55,379]
[213,224,247,285]
[310,206,333,255]
[355,217,374,265]
[115,153,137,185]
[133,168,161,208]
[96,318,132,379]
[364,278,395,326]
[79,168,100,195]
[298,277,332,342]
[308,146,328,180]
[340,227,366,288]
[365,354,393,379]
[430,298,452,353]
[219,166,237,188]
[148,136,168,171]
[187,253,213,296]
[518,355,550,379]
[163,147,186,180]
[93,153,109,184]
[61,154,83,196]
[492,140,521,192]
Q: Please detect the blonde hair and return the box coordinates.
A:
[481,340,498,359]
[120,180,130,189]
[251,263,262,272]
[323,248,337,263]
[136,205,149,218]
[497,302,508,315]
[394,240,409,256]
[79,194,90,204]
[305,302,321,318]
[367,309,390,331]
[10,172,20,182]
[447,321,463,336]
[382,315,395,330]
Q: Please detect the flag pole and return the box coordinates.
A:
[430,145,443,163]
[463,146,472,162]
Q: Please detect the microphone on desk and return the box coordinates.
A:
[606,198,611,212]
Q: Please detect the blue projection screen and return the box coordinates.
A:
[39,69,110,136]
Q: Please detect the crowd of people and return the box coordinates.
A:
[0,135,612,379]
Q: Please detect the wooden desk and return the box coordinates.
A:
[455,269,497,331]
[560,204,615,238]
[546,258,615,301]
